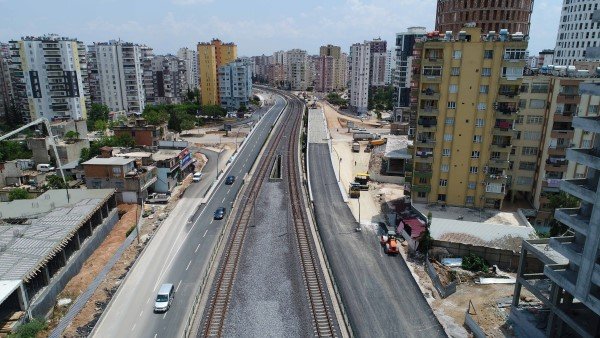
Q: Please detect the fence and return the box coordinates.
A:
[464,300,487,338]
[431,240,545,272]
[425,254,457,298]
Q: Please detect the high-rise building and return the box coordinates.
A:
[395,27,427,109]
[368,38,387,87]
[197,39,237,106]
[435,0,534,36]
[554,0,600,66]
[409,27,527,209]
[285,49,309,91]
[338,53,349,90]
[148,55,187,105]
[384,51,394,86]
[320,45,341,59]
[177,47,199,91]
[218,58,253,110]
[511,81,600,338]
[349,42,371,114]
[251,54,271,83]
[9,35,89,122]
[88,40,147,113]
[315,55,335,92]
[316,44,346,92]
[0,43,12,119]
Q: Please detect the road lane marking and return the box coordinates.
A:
[210,219,214,224]
[176,280,182,291]
[146,297,150,304]
[222,197,225,203]
[154,334,157,338]
[203,229,208,237]
[139,310,143,317]
[186,260,192,271]
[227,188,231,194]
[195,242,201,253]
[163,312,167,319]
[131,324,136,331]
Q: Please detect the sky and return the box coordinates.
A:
[0,0,561,56]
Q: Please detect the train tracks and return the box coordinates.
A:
[201,91,337,337]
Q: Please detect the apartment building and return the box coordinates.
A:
[369,38,387,87]
[251,54,271,83]
[267,63,285,87]
[0,43,12,118]
[148,55,186,105]
[349,42,371,114]
[410,27,527,209]
[197,39,237,106]
[511,82,600,338]
[395,27,427,109]
[554,0,600,66]
[435,0,534,36]
[218,59,253,110]
[177,47,199,91]
[9,35,89,122]
[285,49,310,91]
[88,40,146,113]
[113,117,168,147]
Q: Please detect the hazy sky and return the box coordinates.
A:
[0,0,561,56]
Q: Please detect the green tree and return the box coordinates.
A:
[113,133,135,147]
[8,188,30,201]
[88,104,110,130]
[46,174,68,189]
[80,147,92,163]
[201,105,226,118]
[238,104,248,113]
[7,317,47,338]
[142,106,170,125]
[0,141,32,162]
[547,192,580,236]
[93,120,107,132]
[64,130,79,141]
[180,119,196,131]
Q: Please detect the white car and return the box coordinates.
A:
[192,172,203,182]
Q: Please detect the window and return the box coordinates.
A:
[449,84,458,93]
[530,83,549,93]
[522,147,538,156]
[527,115,544,124]
[423,66,442,76]
[477,103,487,110]
[442,148,451,157]
[523,131,541,140]
[475,118,485,127]
[589,105,599,114]
[519,99,527,109]
[519,162,536,171]
[468,181,476,189]
[438,194,447,202]
[473,135,482,143]
[112,167,122,175]
[471,151,480,158]
[451,67,460,76]
[447,101,456,109]
[445,117,454,125]
[441,164,449,172]
[485,183,505,193]
[516,176,534,185]
[582,139,592,148]
[469,166,478,174]
[444,134,453,141]
[479,85,489,94]
[484,50,493,59]
[504,48,527,60]
[452,50,462,59]
[520,83,529,93]
[529,99,546,109]
[502,67,524,79]
[419,177,428,184]
[417,191,427,198]
[482,68,492,76]
[466,196,475,204]
[439,179,448,187]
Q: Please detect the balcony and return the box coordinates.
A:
[491,143,512,152]
[416,138,436,148]
[543,264,577,298]
[567,148,600,171]
[553,111,574,123]
[414,155,433,164]
[550,129,574,139]
[412,184,431,193]
[489,159,510,169]
[545,158,568,172]
[418,107,439,116]
[423,57,443,66]
[497,92,519,102]
[418,120,437,132]
[413,170,433,179]
[485,191,506,199]
[573,116,600,134]
[554,207,590,236]
[556,93,580,104]
[549,236,583,267]
[495,109,518,120]
[421,75,442,83]
[561,178,597,204]
[492,127,516,138]
[485,173,508,183]
[548,145,569,156]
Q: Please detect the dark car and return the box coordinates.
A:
[225,175,236,185]
[214,207,226,220]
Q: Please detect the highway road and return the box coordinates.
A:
[308,143,447,338]
[91,94,287,338]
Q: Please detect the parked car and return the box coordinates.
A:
[192,172,203,182]
[225,175,235,185]
[153,283,174,313]
[214,207,226,220]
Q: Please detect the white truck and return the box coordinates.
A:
[352,142,360,152]
[353,132,381,141]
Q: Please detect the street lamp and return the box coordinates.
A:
[357,193,362,231]
[332,146,342,183]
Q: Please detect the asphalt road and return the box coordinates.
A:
[91,95,287,338]
[308,143,447,338]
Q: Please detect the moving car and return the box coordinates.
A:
[192,172,203,182]
[154,283,174,312]
[214,207,226,220]
[225,175,236,185]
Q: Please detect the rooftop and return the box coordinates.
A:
[383,136,413,160]
[83,157,135,166]
[152,149,182,162]
[115,151,153,159]
[0,189,114,282]
[413,203,537,251]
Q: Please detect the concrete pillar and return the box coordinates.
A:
[43,266,50,285]
[61,249,67,265]
[546,284,561,338]
[74,232,81,250]
[512,246,527,307]
[88,219,93,233]
[17,283,29,311]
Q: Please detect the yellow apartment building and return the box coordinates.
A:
[197,39,237,105]
[410,26,527,209]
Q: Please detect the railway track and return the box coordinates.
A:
[201,90,337,337]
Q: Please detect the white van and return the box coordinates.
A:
[154,283,174,312]
[36,164,55,172]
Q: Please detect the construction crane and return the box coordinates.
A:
[0,117,70,201]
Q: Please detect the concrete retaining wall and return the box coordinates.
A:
[431,240,544,272]
[425,255,457,298]
[464,311,487,338]
[30,209,119,318]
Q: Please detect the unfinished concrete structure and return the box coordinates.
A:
[511,82,600,338]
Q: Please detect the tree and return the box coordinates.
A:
[46,174,68,189]
[88,104,110,130]
[80,147,92,163]
[237,104,248,113]
[180,119,196,131]
[201,105,226,118]
[93,120,107,132]
[0,141,32,162]
[64,130,79,141]
[547,192,579,236]
[8,188,30,201]
[142,106,169,125]
[113,133,135,147]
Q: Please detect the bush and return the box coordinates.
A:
[8,188,30,201]
[461,253,488,272]
[8,318,47,338]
